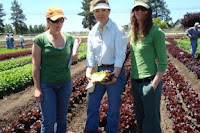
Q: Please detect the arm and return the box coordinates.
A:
[86,66,93,79]
[153,28,167,89]
[102,27,128,85]
[32,43,42,103]
[152,71,164,89]
[114,27,128,68]
[186,28,192,38]
[72,37,82,61]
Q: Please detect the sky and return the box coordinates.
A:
[1,0,200,32]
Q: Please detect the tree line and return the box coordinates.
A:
[0,0,45,34]
[0,0,199,34]
[0,0,174,34]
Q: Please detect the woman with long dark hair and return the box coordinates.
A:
[130,0,167,133]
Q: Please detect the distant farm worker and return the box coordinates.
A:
[19,33,25,48]
[5,33,10,49]
[9,33,15,49]
[129,0,167,133]
[84,0,128,132]
[32,6,81,133]
[186,22,200,58]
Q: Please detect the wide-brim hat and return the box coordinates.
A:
[132,0,150,9]
[46,6,66,21]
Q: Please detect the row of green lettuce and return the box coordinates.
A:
[0,55,32,72]
[0,48,31,54]
[0,43,87,95]
[175,38,200,56]
[0,64,32,92]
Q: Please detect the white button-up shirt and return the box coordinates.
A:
[86,19,128,68]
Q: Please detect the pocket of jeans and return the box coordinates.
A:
[142,83,154,96]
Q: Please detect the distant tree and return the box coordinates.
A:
[122,25,129,31]
[38,24,45,33]
[20,23,28,34]
[27,24,45,34]
[0,3,6,33]
[4,24,14,33]
[10,0,27,34]
[150,0,172,23]
[78,0,96,30]
[181,12,200,28]
[28,25,34,34]
[33,25,43,33]
[153,17,168,29]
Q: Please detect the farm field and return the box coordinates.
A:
[0,35,200,133]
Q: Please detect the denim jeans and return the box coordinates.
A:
[84,67,126,133]
[40,80,72,133]
[190,39,198,57]
[20,42,25,48]
[131,79,162,133]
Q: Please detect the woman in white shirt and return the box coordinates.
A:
[84,0,128,132]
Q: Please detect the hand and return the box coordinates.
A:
[142,84,153,96]
[35,89,43,103]
[72,53,78,61]
[76,37,82,45]
[151,81,159,90]
[86,73,92,81]
[100,76,117,85]
[151,84,157,90]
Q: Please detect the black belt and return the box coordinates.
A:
[133,75,155,83]
[98,64,114,67]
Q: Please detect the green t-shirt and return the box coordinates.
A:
[130,25,167,79]
[33,32,74,83]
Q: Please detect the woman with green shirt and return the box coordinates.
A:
[130,0,167,133]
[32,6,80,133]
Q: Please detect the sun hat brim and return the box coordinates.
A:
[132,1,150,9]
[91,3,110,12]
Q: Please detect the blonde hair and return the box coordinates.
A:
[90,0,109,12]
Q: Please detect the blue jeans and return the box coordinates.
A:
[190,39,198,57]
[40,80,72,133]
[84,67,126,133]
[6,42,9,49]
[131,79,162,133]
[20,42,25,48]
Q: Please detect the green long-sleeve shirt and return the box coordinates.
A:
[130,25,167,79]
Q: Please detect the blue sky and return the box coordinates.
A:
[1,0,200,32]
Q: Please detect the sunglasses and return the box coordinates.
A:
[50,18,65,24]
[134,6,148,11]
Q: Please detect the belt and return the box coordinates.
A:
[98,64,114,68]
[133,75,155,83]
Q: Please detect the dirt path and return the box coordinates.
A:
[167,53,200,93]
[67,98,87,132]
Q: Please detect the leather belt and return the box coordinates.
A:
[98,64,114,67]
[133,75,155,83]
